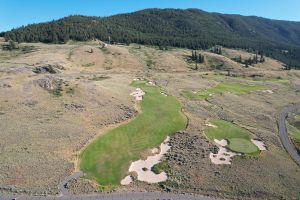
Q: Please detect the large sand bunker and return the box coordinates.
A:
[251,139,267,150]
[121,137,171,185]
[209,139,240,165]
[210,139,267,165]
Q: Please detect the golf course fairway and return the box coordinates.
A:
[80,80,187,186]
[181,82,266,100]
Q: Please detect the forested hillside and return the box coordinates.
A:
[2,8,300,68]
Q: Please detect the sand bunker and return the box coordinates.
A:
[263,90,274,94]
[205,123,217,128]
[120,175,133,185]
[251,139,267,150]
[121,137,171,185]
[130,88,145,101]
[161,92,168,96]
[209,139,240,165]
[214,139,227,146]
[209,138,266,165]
[151,147,160,154]
[133,78,144,81]
[148,81,155,86]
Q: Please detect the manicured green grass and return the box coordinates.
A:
[205,120,259,154]
[181,90,207,100]
[267,78,290,85]
[80,80,187,186]
[181,82,266,100]
[228,138,259,154]
[206,120,250,140]
[202,73,290,86]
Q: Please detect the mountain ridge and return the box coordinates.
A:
[2,8,300,68]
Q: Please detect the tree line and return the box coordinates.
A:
[2,9,300,69]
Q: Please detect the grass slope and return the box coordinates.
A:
[205,120,259,154]
[287,121,300,141]
[80,80,187,186]
[181,82,266,100]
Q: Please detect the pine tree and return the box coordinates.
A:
[52,33,59,43]
[238,55,242,63]
[260,54,265,63]
[198,53,204,63]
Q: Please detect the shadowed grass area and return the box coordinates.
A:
[205,120,259,154]
[287,121,300,141]
[80,80,187,186]
[181,82,266,100]
[151,160,170,175]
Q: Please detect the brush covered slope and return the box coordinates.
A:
[0,39,300,199]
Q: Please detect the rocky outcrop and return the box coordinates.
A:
[35,75,63,91]
[33,64,65,74]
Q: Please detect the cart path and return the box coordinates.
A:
[0,192,219,200]
[277,103,300,166]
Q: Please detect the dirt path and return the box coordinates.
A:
[58,171,84,196]
[278,103,300,166]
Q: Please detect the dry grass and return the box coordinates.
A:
[0,40,299,199]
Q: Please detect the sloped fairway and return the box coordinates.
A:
[80,80,187,186]
[181,82,266,100]
[205,120,259,154]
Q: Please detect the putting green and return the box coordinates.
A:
[181,82,266,100]
[80,80,187,186]
[228,138,259,154]
[205,120,259,154]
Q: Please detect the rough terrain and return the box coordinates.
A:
[0,39,300,199]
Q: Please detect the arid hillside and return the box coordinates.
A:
[0,39,299,199]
